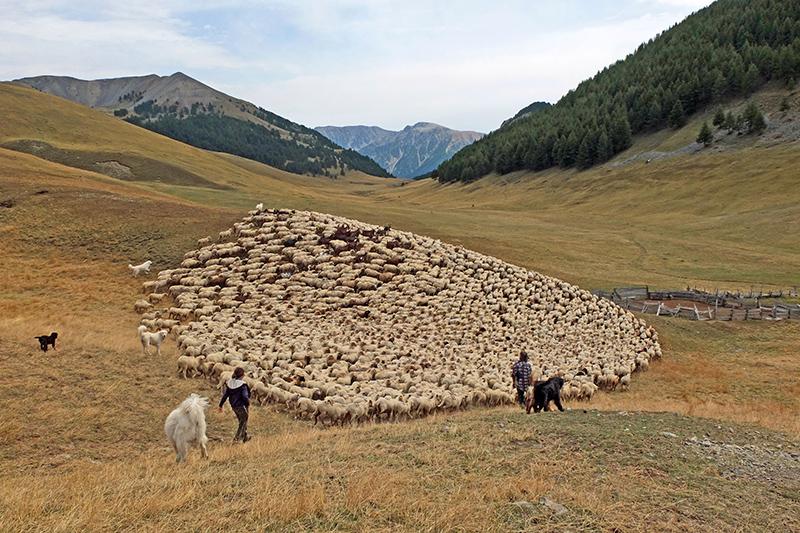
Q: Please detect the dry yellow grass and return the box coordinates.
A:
[0,84,798,531]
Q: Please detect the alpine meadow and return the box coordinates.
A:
[0,1,798,532]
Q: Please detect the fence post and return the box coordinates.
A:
[656,302,663,316]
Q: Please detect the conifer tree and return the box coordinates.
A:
[743,102,766,134]
[697,121,713,146]
[596,131,613,163]
[723,111,737,131]
[712,107,726,127]
[668,100,687,128]
[743,63,761,94]
[610,111,632,152]
[576,135,593,169]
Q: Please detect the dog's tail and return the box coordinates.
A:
[137,324,147,338]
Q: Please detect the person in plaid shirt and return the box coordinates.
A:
[512,351,533,406]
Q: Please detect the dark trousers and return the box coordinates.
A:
[516,388,526,405]
[232,406,249,441]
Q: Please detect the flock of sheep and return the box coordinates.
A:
[136,207,661,425]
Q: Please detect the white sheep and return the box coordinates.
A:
[140,209,660,424]
[177,355,204,379]
[134,300,153,314]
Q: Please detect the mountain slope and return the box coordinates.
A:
[0,82,397,208]
[438,0,800,182]
[316,122,483,178]
[500,101,551,128]
[13,73,390,178]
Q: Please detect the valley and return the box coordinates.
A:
[1,1,799,530]
[1,78,798,531]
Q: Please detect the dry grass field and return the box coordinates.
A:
[0,83,798,531]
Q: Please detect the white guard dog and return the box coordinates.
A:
[138,325,168,355]
[164,394,209,463]
[128,260,152,277]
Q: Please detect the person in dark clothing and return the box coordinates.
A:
[218,367,251,442]
[511,351,533,406]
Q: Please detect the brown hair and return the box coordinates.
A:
[233,367,245,379]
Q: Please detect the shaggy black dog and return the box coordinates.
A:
[526,377,565,414]
[35,332,58,352]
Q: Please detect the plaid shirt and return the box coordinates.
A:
[512,360,532,390]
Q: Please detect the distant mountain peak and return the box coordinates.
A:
[316,123,484,179]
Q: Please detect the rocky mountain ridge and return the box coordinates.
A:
[14,73,390,177]
[316,122,483,178]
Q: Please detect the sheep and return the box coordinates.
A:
[129,260,152,277]
[315,399,350,426]
[577,381,598,401]
[251,382,271,405]
[141,209,660,424]
[296,397,318,419]
[217,370,234,390]
[148,292,167,304]
[164,394,209,463]
[134,300,153,314]
[169,308,193,321]
[177,355,204,379]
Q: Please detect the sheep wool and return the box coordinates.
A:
[138,208,662,424]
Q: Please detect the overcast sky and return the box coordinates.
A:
[0,0,713,132]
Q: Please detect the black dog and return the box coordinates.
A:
[526,377,565,413]
[35,332,58,352]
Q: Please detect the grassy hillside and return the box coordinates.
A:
[0,81,798,531]
[15,73,392,178]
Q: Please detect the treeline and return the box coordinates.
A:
[125,111,390,177]
[127,114,389,177]
[438,0,800,182]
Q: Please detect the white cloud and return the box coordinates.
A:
[0,0,714,131]
[229,10,710,131]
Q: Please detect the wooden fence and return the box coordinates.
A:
[593,285,800,322]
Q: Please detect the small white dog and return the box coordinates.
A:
[128,260,152,277]
[164,393,209,463]
[138,325,168,355]
[255,202,264,212]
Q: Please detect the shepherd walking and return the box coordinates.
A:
[512,351,533,406]
[218,367,251,442]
